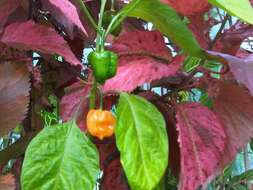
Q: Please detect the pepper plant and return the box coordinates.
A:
[1,0,253,190]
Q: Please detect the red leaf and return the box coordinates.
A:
[0,62,30,136]
[160,0,210,16]
[103,31,182,92]
[214,24,253,55]
[229,55,253,95]
[213,82,253,168]
[0,21,82,68]
[176,102,226,190]
[42,0,87,39]
[60,81,91,131]
[0,174,15,190]
[0,0,20,28]
[102,158,129,190]
[206,51,253,95]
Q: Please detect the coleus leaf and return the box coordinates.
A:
[205,51,253,95]
[42,0,87,39]
[116,93,168,190]
[0,174,15,190]
[161,0,209,16]
[0,0,20,28]
[103,31,183,92]
[175,102,226,190]
[21,121,100,190]
[208,0,253,25]
[0,21,82,68]
[102,158,129,190]
[60,81,91,131]
[229,55,253,95]
[0,62,30,136]
[213,82,253,168]
[126,0,204,58]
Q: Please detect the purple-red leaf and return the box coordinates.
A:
[213,82,253,168]
[42,0,87,39]
[60,81,90,131]
[0,62,30,136]
[0,0,20,28]
[0,21,82,68]
[176,102,226,190]
[160,0,210,16]
[103,31,182,92]
[206,51,253,95]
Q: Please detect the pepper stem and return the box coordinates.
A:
[89,79,97,109]
[96,0,107,51]
[98,86,104,110]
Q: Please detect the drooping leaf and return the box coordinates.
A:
[42,0,87,39]
[103,31,183,92]
[229,55,253,96]
[0,0,20,28]
[208,0,253,25]
[213,82,253,169]
[116,93,168,190]
[205,51,253,95]
[0,21,82,68]
[21,121,100,190]
[175,102,226,190]
[60,82,91,131]
[161,0,209,16]
[0,62,30,136]
[126,0,204,58]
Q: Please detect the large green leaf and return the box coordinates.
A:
[21,121,100,190]
[116,93,168,190]
[208,0,253,25]
[125,0,204,58]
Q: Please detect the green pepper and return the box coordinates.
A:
[103,10,122,36]
[88,50,118,84]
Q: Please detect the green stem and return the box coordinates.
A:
[76,0,98,31]
[111,0,115,11]
[104,0,142,37]
[89,80,97,109]
[98,86,104,109]
[96,0,107,51]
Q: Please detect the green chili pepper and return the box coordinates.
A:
[88,50,118,84]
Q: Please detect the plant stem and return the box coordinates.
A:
[98,86,103,109]
[96,0,107,51]
[104,0,142,37]
[76,0,98,31]
[208,14,229,49]
[89,79,97,109]
[243,145,251,189]
[111,0,115,11]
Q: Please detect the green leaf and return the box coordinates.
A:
[21,121,100,190]
[125,0,204,58]
[116,93,168,190]
[208,0,253,25]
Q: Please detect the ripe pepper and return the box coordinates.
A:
[88,50,118,84]
[103,10,122,36]
[86,109,116,140]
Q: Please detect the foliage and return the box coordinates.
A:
[0,0,253,190]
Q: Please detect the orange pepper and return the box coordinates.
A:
[86,109,116,140]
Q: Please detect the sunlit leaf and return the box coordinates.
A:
[116,93,168,190]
